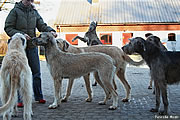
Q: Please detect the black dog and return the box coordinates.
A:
[146,35,167,90]
[122,37,180,115]
[72,21,102,86]
[72,21,102,46]
[146,35,167,51]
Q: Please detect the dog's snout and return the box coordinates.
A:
[122,45,131,55]
[32,38,39,46]
[31,37,38,41]
[122,46,127,52]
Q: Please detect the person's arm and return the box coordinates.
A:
[4,9,25,37]
[36,11,55,33]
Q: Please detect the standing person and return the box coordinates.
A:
[4,0,57,107]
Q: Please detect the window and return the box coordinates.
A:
[65,34,78,45]
[168,33,176,41]
[100,33,112,45]
[122,33,133,46]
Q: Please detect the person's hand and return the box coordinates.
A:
[24,34,31,40]
[51,31,57,38]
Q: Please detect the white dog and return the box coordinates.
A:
[0,33,33,120]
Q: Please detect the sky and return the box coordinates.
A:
[0,0,61,33]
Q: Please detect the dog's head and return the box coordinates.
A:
[8,33,27,49]
[146,35,167,51]
[88,21,98,32]
[56,38,70,52]
[32,32,55,47]
[122,37,146,55]
[146,35,160,46]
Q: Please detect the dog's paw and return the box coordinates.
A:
[159,111,168,115]
[11,114,18,117]
[85,98,92,102]
[61,98,68,102]
[92,83,97,86]
[122,98,129,102]
[24,113,32,120]
[11,110,18,117]
[98,101,106,105]
[150,108,158,112]
[108,95,112,100]
[48,104,58,109]
[31,111,34,116]
[109,106,117,110]
[148,86,152,89]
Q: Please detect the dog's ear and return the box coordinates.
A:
[128,38,133,41]
[45,33,55,45]
[47,33,54,41]
[137,40,146,51]
[62,41,69,52]
[7,38,12,44]
[38,34,42,38]
[21,38,26,46]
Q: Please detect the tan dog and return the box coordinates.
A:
[56,38,143,102]
[32,32,118,110]
[0,33,33,120]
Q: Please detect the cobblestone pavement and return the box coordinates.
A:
[1,61,180,120]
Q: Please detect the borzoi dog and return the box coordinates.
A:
[0,33,32,120]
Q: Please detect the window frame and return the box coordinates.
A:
[168,33,176,41]
[99,33,112,45]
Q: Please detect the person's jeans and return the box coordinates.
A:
[18,47,43,102]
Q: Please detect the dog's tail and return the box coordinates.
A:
[123,54,144,66]
[0,71,18,114]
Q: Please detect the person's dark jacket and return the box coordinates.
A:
[4,1,55,48]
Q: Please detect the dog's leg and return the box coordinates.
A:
[112,77,117,90]
[83,73,93,102]
[72,36,86,42]
[159,82,168,115]
[22,75,33,120]
[10,91,18,118]
[150,80,160,113]
[93,72,110,105]
[61,78,75,102]
[22,92,32,120]
[92,81,97,86]
[116,69,130,102]
[11,105,18,117]
[103,80,118,110]
[49,78,62,109]
[3,112,11,120]
[98,68,118,110]
[1,76,11,120]
[110,89,118,110]
[148,79,153,89]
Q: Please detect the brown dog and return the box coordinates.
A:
[32,32,118,110]
[57,38,143,103]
